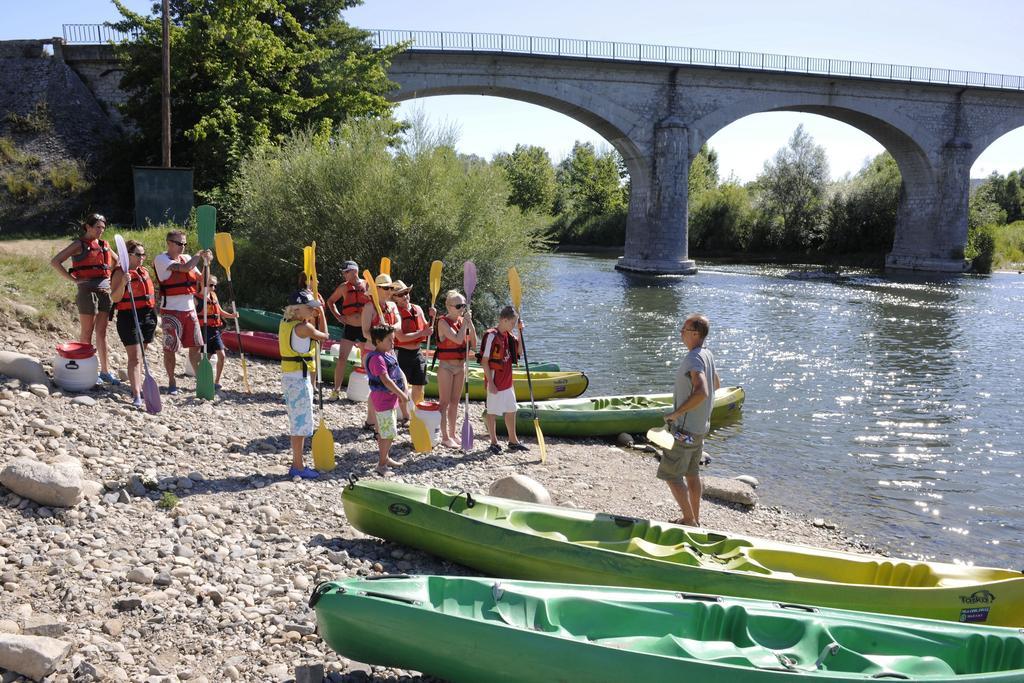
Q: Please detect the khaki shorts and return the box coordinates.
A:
[656,433,704,482]
[76,287,112,316]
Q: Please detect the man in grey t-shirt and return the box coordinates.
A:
[659,313,721,526]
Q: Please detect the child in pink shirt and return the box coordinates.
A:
[365,325,411,475]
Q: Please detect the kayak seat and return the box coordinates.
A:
[575,537,703,567]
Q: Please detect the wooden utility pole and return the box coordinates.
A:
[161,0,171,167]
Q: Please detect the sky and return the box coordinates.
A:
[6,0,1024,181]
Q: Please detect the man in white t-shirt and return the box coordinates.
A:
[154,229,212,395]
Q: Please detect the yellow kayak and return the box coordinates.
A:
[425,367,589,401]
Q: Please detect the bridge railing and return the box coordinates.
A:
[59,24,1024,91]
[61,23,142,44]
[371,28,1024,92]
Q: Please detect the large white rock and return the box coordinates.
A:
[702,476,758,507]
[0,633,72,681]
[0,351,50,387]
[488,474,551,505]
[0,457,84,507]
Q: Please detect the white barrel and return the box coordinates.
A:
[52,354,98,392]
[414,400,443,447]
[346,367,370,402]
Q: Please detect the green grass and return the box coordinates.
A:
[47,161,89,195]
[3,103,53,134]
[158,492,180,510]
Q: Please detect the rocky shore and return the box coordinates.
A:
[0,308,875,682]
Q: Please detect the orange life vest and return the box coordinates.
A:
[195,292,224,328]
[69,238,113,280]
[340,280,370,315]
[157,254,199,306]
[396,304,426,350]
[435,315,468,360]
[113,266,155,312]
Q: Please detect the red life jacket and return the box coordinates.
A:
[435,315,468,360]
[157,254,199,307]
[371,303,399,329]
[479,328,519,390]
[195,292,224,328]
[340,280,370,315]
[69,238,113,280]
[113,266,155,312]
[396,304,426,350]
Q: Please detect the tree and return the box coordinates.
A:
[558,142,626,220]
[689,144,719,204]
[824,152,901,252]
[753,125,830,249]
[111,0,402,192]
[493,144,557,214]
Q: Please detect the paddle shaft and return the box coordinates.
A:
[222,276,251,393]
[517,321,539,411]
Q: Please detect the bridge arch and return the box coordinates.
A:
[386,76,650,189]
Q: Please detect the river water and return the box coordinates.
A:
[523,253,1022,568]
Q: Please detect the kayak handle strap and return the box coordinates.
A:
[447,490,476,512]
[347,473,360,490]
[360,590,420,606]
[308,581,337,609]
[870,675,910,680]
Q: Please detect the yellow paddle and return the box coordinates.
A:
[308,242,335,472]
[508,267,547,462]
[214,232,251,393]
[426,260,442,356]
[379,257,391,277]
[365,270,432,453]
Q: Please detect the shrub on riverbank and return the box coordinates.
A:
[226,121,544,319]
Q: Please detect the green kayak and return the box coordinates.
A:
[237,306,344,338]
[341,480,1024,627]
[496,386,745,437]
[311,575,1024,683]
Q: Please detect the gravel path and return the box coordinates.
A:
[0,310,876,682]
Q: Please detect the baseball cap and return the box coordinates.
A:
[287,289,322,308]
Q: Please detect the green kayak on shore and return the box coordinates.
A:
[496,386,745,437]
[311,575,1024,683]
[341,479,1024,627]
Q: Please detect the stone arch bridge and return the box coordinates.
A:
[51,27,1024,273]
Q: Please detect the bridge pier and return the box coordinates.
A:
[886,139,972,273]
[616,118,698,275]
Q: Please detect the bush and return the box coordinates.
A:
[225,120,545,320]
[689,182,754,252]
[969,225,996,273]
[552,206,627,246]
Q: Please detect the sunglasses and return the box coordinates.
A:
[168,240,186,247]
[392,292,409,297]
[452,303,467,309]
[132,252,146,257]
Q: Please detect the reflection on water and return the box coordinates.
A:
[526,254,1023,567]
